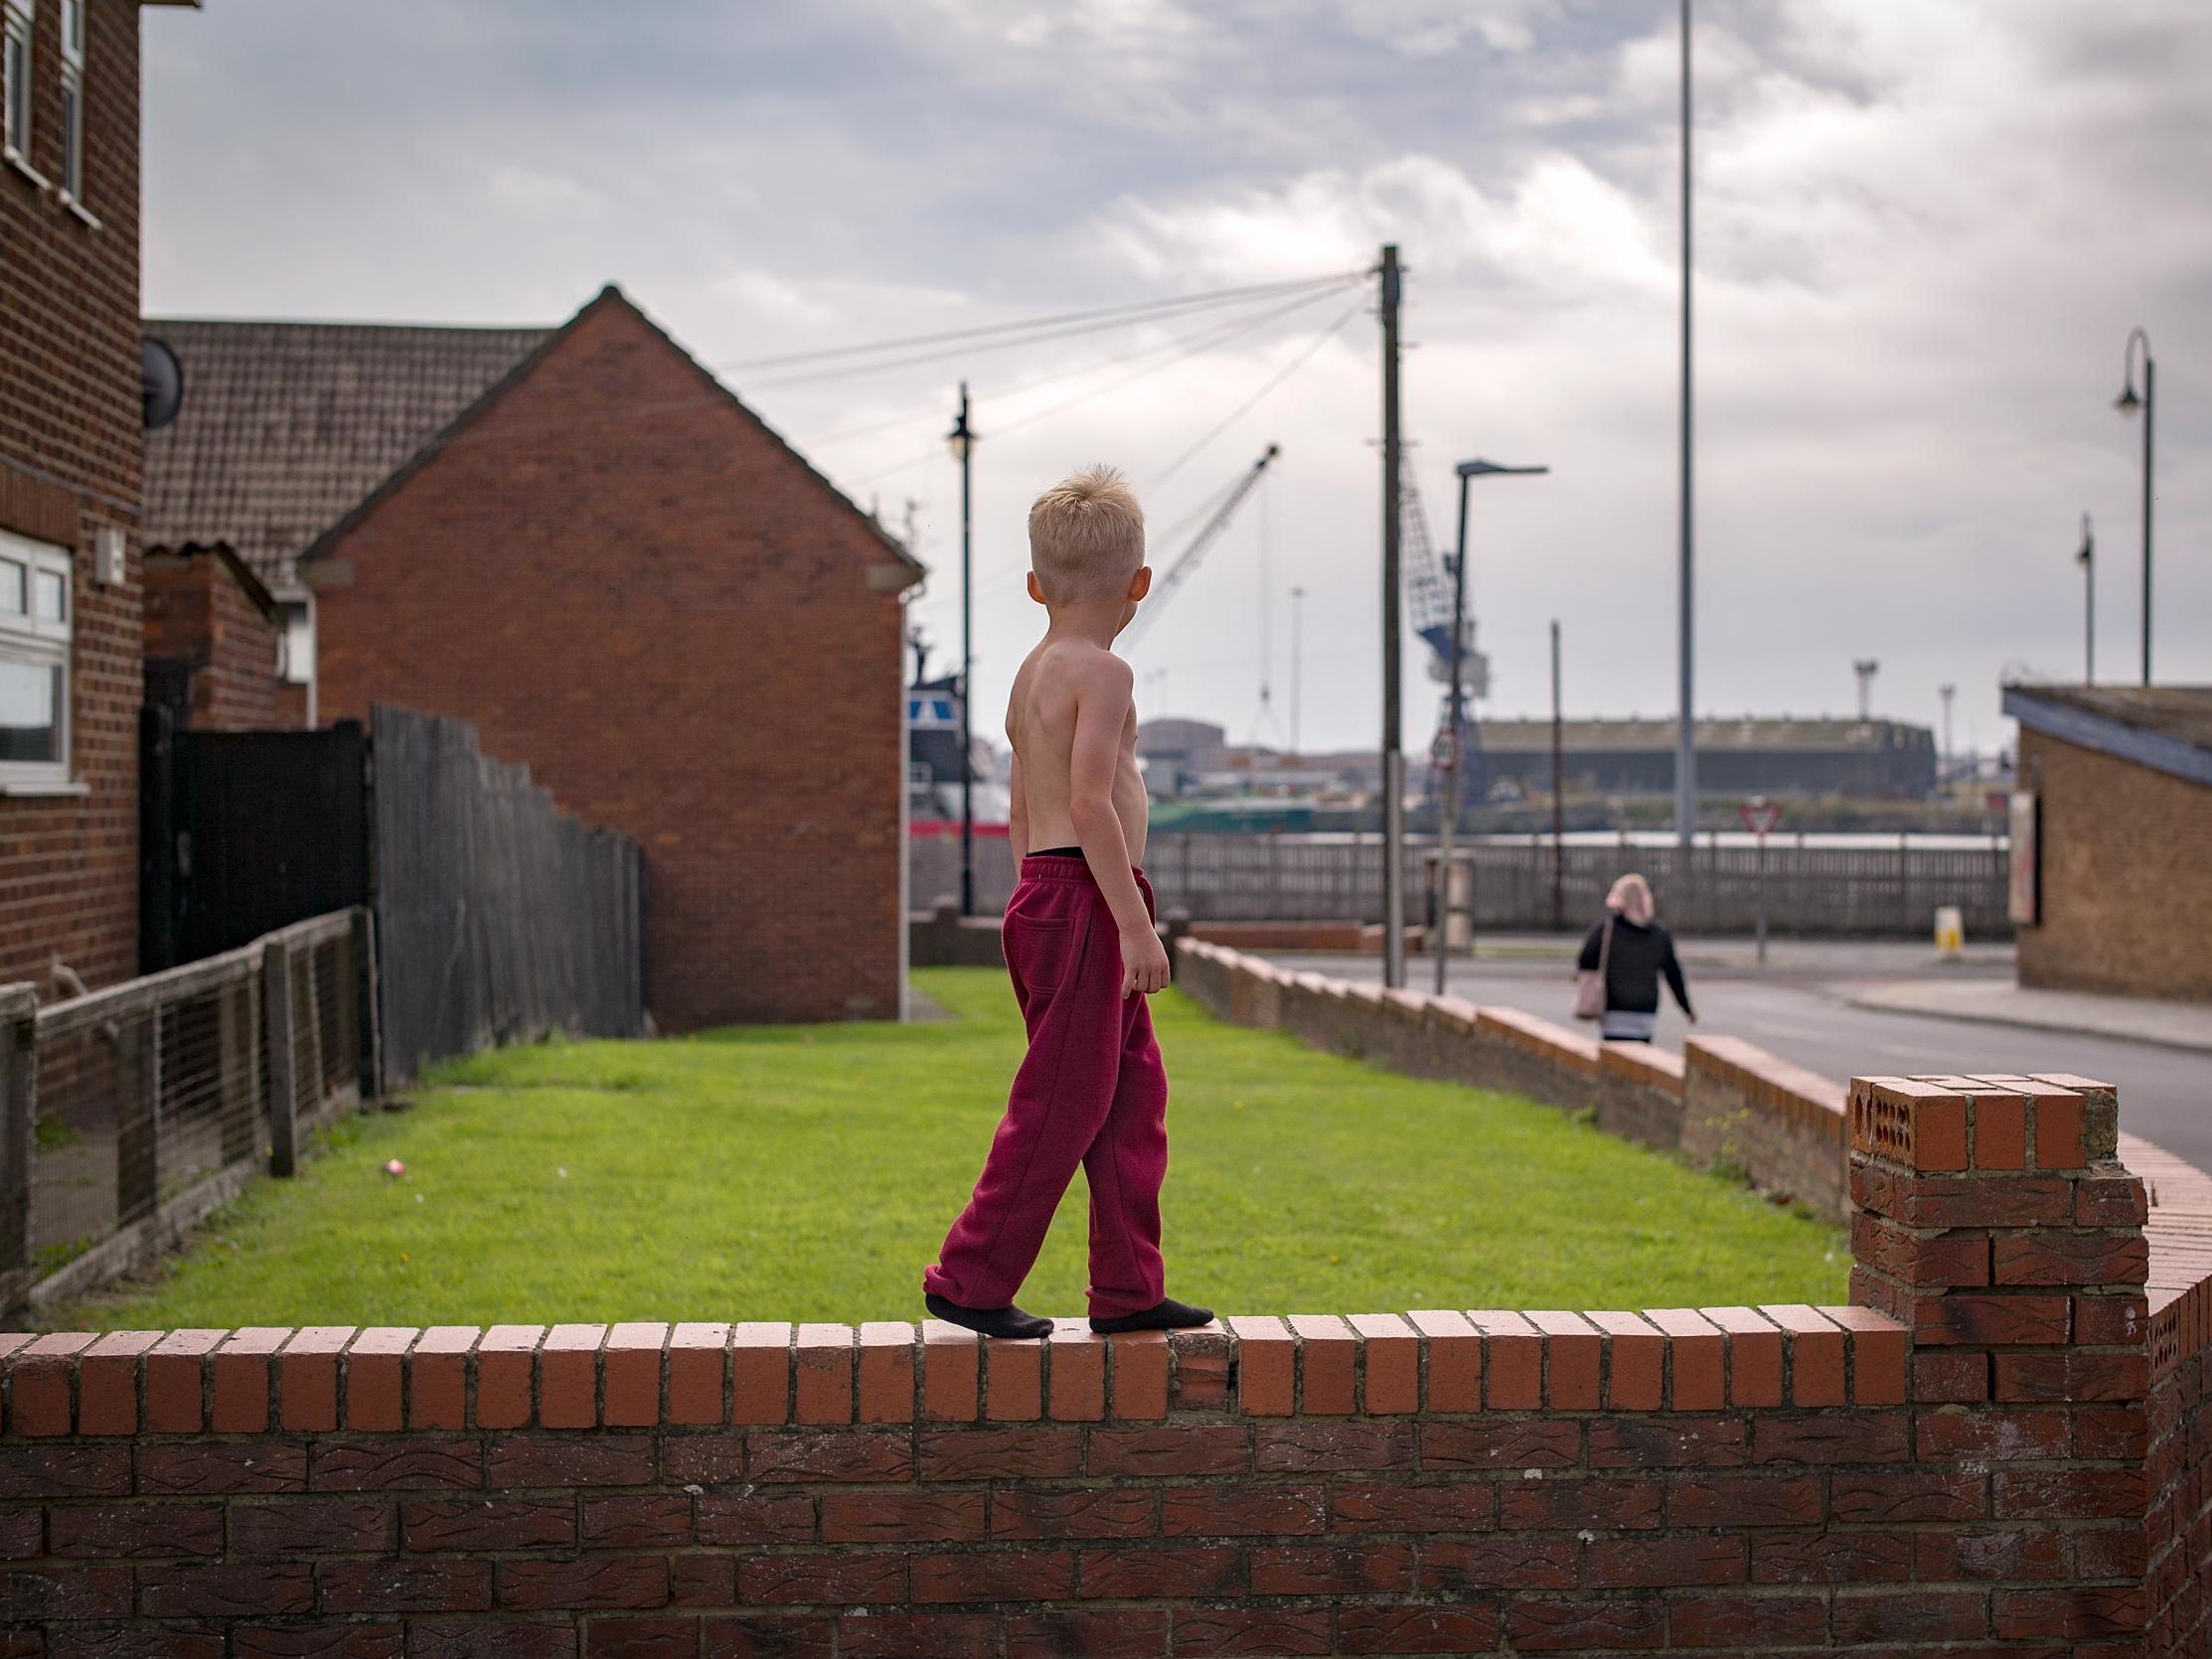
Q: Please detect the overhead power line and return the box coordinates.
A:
[746,271,1362,393]
[1146,299,1364,487]
[718,269,1368,375]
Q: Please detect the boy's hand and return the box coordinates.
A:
[1119,924,1171,997]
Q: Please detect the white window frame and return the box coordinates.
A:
[2,0,33,174]
[0,528,73,792]
[57,0,81,206]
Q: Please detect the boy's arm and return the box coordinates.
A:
[1007,750,1028,860]
[1066,654,1170,996]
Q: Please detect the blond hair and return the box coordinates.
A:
[1607,872,1656,926]
[1027,465,1145,602]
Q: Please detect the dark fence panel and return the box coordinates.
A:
[372,706,645,1084]
[140,710,370,971]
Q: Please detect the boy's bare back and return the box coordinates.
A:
[1006,639,1147,868]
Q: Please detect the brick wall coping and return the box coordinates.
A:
[1470,1005,1601,1075]
[0,1305,1910,1438]
[1597,1041,1685,1094]
[1683,1034,1848,1136]
[2126,1130,2212,1379]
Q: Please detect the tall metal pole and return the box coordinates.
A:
[1289,586,1306,756]
[955,381,975,916]
[2141,351,2154,685]
[1674,0,1697,851]
[2116,329,2152,684]
[1379,244,1406,989]
[1939,684,1955,783]
[1550,619,1564,933]
[1435,472,1472,995]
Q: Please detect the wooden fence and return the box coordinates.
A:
[372,706,646,1086]
[911,830,2013,939]
[0,910,370,1322]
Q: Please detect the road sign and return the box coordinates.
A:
[1739,797,1783,838]
[1430,728,1459,771]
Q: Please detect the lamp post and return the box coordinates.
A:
[946,382,977,915]
[2077,512,2095,685]
[1433,457,1549,994]
[1289,585,1306,757]
[2114,328,2153,685]
[1938,684,1955,786]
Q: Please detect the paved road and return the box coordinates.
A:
[1262,952,2212,1176]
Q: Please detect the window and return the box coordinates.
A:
[0,528,71,788]
[57,0,79,202]
[2,0,30,167]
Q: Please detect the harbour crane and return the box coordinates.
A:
[1121,444,1281,646]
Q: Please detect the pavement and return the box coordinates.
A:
[1847,978,2212,1054]
[1258,938,2212,1177]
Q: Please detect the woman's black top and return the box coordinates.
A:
[1576,912,1693,1017]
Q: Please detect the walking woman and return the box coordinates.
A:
[1574,873,1695,1042]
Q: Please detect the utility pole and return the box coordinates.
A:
[1938,684,1956,785]
[1289,586,1306,756]
[1379,243,1406,989]
[1674,0,1697,851]
[948,382,977,915]
[1550,619,1565,933]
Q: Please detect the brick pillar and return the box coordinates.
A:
[1847,1072,2149,1645]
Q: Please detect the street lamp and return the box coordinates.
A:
[2076,511,2095,685]
[1433,457,1549,994]
[2114,328,2153,685]
[946,382,978,915]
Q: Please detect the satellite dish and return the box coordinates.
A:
[142,336,184,430]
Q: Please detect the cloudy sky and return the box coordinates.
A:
[144,1,2209,761]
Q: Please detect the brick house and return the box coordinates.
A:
[146,287,924,1029]
[0,0,191,994]
[2003,682,2212,1003]
[142,316,551,729]
[141,539,280,731]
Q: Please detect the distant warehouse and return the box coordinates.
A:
[1466,716,1937,801]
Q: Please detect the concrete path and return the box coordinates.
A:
[1849,979,2212,1054]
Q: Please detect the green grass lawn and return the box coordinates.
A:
[55,969,1844,1330]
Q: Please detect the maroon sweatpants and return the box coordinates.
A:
[924,854,1169,1319]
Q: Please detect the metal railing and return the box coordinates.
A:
[0,908,375,1320]
[911,830,2014,939]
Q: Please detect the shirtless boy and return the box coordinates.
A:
[922,466,1213,1339]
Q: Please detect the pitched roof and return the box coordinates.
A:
[142,318,553,592]
[2003,682,2212,789]
[297,285,923,581]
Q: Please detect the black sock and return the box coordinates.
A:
[1089,1296,1213,1335]
[925,1292,1054,1341]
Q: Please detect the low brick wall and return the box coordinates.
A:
[1174,941,1849,1221]
[1188,920,1367,953]
[1594,1042,1686,1152]
[1681,1037,1849,1219]
[7,1069,2210,1653]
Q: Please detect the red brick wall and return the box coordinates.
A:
[0,0,143,995]
[143,549,281,731]
[313,293,912,1030]
[2016,727,2212,1002]
[5,1076,2199,1653]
